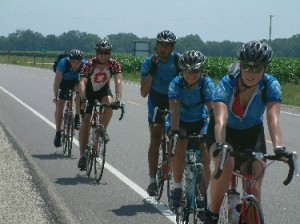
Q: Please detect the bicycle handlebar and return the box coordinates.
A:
[83,100,126,120]
[213,146,298,186]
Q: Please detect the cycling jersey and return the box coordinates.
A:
[57,58,83,81]
[214,73,282,129]
[80,57,121,93]
[141,52,180,95]
[168,75,215,122]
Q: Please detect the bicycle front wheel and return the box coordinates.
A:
[156,142,165,201]
[62,114,73,157]
[176,192,190,224]
[95,125,106,183]
[194,165,207,223]
[239,196,264,224]
[86,147,93,177]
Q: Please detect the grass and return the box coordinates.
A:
[0,55,299,107]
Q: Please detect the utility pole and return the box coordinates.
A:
[269,15,273,42]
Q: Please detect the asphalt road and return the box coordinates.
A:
[0,64,300,224]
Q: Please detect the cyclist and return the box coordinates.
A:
[168,50,215,210]
[77,39,122,170]
[53,49,84,147]
[205,41,286,223]
[140,30,181,197]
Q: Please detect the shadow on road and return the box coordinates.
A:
[55,174,107,186]
[31,152,76,160]
[109,203,159,216]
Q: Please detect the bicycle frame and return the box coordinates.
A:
[59,89,74,157]
[215,147,298,224]
[153,107,173,201]
[176,134,207,223]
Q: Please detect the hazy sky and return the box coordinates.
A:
[1,0,299,42]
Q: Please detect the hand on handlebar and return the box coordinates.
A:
[274,146,289,163]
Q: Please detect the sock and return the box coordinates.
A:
[149,177,156,184]
[172,182,182,189]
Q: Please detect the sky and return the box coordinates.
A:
[1,0,299,43]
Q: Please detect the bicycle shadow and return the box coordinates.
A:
[55,174,107,186]
[31,152,77,160]
[109,203,159,217]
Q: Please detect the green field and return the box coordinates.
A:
[0,54,299,107]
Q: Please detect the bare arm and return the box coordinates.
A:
[79,77,88,100]
[169,99,180,131]
[114,73,123,101]
[53,71,63,98]
[214,102,228,144]
[140,75,153,98]
[266,102,282,147]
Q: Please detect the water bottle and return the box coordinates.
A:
[227,188,241,223]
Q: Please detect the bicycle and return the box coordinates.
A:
[153,107,173,201]
[214,146,298,224]
[58,89,75,157]
[84,100,125,183]
[174,134,208,224]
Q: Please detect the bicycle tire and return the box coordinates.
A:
[67,114,74,157]
[86,147,93,177]
[176,192,190,224]
[95,125,106,182]
[218,193,229,224]
[62,116,68,155]
[239,196,264,224]
[195,165,207,223]
[156,142,165,201]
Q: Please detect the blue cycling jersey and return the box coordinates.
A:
[168,75,215,122]
[214,73,282,129]
[140,52,180,95]
[57,58,83,81]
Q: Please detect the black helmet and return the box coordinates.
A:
[68,49,83,60]
[237,40,273,66]
[156,30,176,44]
[178,50,206,71]
[94,39,112,51]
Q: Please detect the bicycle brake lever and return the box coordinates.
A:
[292,151,299,177]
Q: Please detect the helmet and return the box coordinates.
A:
[94,39,112,51]
[68,49,83,60]
[178,50,206,71]
[156,30,176,44]
[237,41,273,66]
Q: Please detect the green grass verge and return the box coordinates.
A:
[0,55,299,107]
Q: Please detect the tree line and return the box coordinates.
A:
[0,29,300,58]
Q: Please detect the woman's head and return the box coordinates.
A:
[237,41,273,88]
[68,49,83,71]
[237,40,273,67]
[178,50,206,86]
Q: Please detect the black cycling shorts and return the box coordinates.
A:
[58,79,79,100]
[85,85,113,114]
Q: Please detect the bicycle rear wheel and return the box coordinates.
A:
[86,147,93,177]
[95,125,106,182]
[176,192,190,224]
[239,196,264,224]
[156,142,165,201]
[195,165,207,223]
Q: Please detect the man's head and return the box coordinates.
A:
[155,30,176,60]
[94,39,112,64]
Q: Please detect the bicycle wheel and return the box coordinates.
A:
[218,193,229,224]
[239,196,264,224]
[61,116,68,155]
[156,142,165,201]
[86,146,93,177]
[176,192,190,224]
[95,125,106,182]
[195,165,207,223]
[66,114,74,157]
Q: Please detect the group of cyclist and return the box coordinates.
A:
[140,30,287,224]
[53,29,288,224]
[52,39,123,170]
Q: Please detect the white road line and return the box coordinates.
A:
[0,86,176,223]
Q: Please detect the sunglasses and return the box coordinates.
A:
[97,51,110,55]
[240,64,264,74]
[183,69,202,74]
